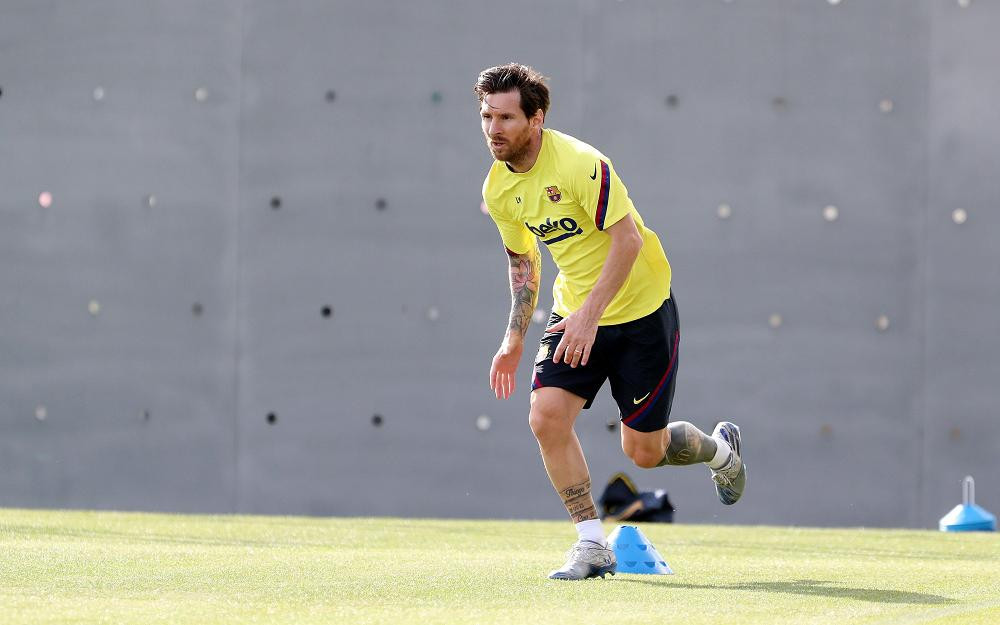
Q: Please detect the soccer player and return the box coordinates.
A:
[476,63,747,580]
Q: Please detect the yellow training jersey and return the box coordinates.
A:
[483,128,671,325]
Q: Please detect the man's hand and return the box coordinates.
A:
[549,214,643,368]
[490,337,524,399]
[550,311,599,368]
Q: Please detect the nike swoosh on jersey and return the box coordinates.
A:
[632,392,651,405]
[590,164,597,180]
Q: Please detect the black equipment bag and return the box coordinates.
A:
[598,472,674,523]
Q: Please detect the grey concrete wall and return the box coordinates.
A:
[0,0,996,528]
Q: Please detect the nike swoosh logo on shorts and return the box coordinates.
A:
[633,392,651,405]
[590,164,597,180]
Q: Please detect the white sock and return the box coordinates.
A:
[575,519,605,546]
[708,437,733,470]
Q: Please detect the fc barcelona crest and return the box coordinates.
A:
[545,186,562,203]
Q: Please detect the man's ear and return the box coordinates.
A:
[530,109,544,130]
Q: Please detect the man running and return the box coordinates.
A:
[476,63,747,580]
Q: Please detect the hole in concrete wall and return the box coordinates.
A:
[267,412,277,425]
[665,94,679,109]
[771,96,788,111]
[321,305,333,318]
[143,410,151,421]
[876,315,890,332]
[325,89,336,103]
[372,414,383,427]
[431,91,443,104]
[270,196,282,210]
[606,420,618,432]
[0,86,4,99]
[192,302,203,317]
[375,198,388,211]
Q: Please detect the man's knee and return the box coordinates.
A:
[622,428,669,469]
[528,402,572,445]
[627,447,664,469]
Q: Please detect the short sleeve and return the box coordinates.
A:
[485,198,534,256]
[575,158,633,231]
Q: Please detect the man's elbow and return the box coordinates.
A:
[626,230,643,257]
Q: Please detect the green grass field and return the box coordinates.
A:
[2,508,999,625]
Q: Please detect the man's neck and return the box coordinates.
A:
[507,129,544,173]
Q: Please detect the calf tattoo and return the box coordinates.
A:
[658,421,719,466]
[560,480,598,523]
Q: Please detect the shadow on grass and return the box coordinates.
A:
[614,577,956,605]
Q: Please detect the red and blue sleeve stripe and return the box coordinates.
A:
[595,160,611,230]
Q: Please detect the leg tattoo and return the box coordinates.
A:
[657,421,719,466]
[560,480,598,523]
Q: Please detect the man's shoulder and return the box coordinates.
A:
[482,160,505,195]
[546,128,609,165]
[483,161,519,216]
[545,129,612,190]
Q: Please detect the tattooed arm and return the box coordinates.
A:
[505,246,541,338]
[489,245,541,400]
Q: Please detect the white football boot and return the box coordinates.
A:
[711,421,747,505]
[548,539,617,580]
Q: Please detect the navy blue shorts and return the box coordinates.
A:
[531,294,680,433]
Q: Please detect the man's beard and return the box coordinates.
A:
[490,133,530,163]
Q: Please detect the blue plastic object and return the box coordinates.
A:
[607,525,673,574]
[939,476,996,532]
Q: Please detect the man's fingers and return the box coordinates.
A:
[552,339,564,364]
[581,342,592,367]
[548,318,566,333]
[489,364,499,394]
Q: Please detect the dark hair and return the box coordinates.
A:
[474,63,550,121]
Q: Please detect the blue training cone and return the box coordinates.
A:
[607,525,673,574]
[939,476,996,532]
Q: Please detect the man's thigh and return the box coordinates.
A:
[532,311,609,409]
[608,296,680,433]
[529,387,588,426]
